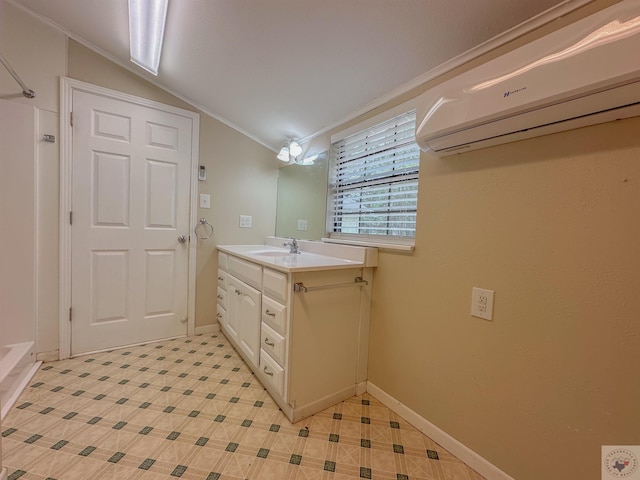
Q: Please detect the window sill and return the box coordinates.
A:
[322,237,415,252]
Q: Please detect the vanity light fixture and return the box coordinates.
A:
[296,150,328,166]
[297,154,318,165]
[128,0,169,75]
[277,144,290,162]
[277,140,303,162]
[289,140,302,158]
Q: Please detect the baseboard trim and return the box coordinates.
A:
[290,385,356,423]
[194,324,219,335]
[36,349,59,363]
[366,382,515,480]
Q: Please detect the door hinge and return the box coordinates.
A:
[70,111,73,127]
[69,211,73,225]
[69,307,72,322]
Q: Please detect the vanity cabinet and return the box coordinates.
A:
[218,252,262,370]
[216,245,374,422]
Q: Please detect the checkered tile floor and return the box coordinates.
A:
[1,334,485,479]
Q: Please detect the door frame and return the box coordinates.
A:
[59,77,200,359]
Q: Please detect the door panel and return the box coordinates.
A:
[144,250,175,316]
[93,152,130,226]
[146,159,177,227]
[71,90,193,355]
[147,121,179,149]
[93,109,131,142]
[91,250,129,323]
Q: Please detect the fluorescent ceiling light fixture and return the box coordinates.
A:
[129,0,168,75]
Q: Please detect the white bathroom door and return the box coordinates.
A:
[70,90,194,355]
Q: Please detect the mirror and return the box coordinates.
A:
[275,156,329,241]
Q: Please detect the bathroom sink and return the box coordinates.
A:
[248,249,292,257]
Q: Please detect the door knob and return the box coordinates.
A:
[178,235,187,244]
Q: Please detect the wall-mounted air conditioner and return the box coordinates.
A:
[415,0,640,156]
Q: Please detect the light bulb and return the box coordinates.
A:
[277,146,290,162]
[289,141,302,158]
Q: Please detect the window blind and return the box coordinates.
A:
[328,110,420,239]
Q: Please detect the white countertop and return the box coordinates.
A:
[217,244,367,273]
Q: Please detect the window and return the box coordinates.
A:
[327,110,420,243]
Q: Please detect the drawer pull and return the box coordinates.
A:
[265,310,276,317]
[235,289,242,295]
[216,313,222,319]
[263,366,274,376]
[264,338,275,347]
[217,294,223,300]
[217,276,224,281]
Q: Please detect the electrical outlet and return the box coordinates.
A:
[239,215,252,228]
[471,287,494,321]
[297,219,308,231]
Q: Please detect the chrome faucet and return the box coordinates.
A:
[283,238,300,254]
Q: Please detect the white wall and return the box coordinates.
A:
[1,1,66,357]
[0,2,65,112]
[0,99,36,346]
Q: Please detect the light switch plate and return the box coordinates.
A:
[297,219,308,231]
[471,287,494,321]
[239,215,252,228]
[199,194,210,209]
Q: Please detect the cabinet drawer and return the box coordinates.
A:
[218,251,228,271]
[216,303,226,327]
[263,268,288,303]
[262,296,287,335]
[228,255,262,289]
[260,349,285,397]
[217,269,227,290]
[261,322,286,367]
[216,286,227,309]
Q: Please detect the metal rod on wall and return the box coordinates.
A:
[0,52,36,98]
[293,277,369,293]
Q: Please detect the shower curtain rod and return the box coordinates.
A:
[0,52,35,98]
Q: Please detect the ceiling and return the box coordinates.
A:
[11,0,575,151]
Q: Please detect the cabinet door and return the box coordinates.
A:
[226,277,241,341]
[238,282,261,369]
